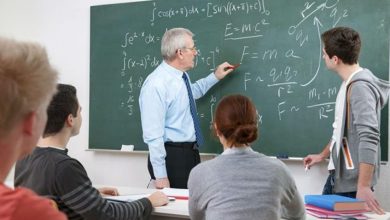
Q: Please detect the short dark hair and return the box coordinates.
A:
[43,84,78,137]
[214,94,258,147]
[321,27,361,65]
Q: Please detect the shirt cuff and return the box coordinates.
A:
[153,165,168,179]
[209,72,220,83]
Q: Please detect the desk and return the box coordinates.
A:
[107,186,390,220]
[104,186,188,219]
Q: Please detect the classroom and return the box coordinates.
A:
[1,0,390,219]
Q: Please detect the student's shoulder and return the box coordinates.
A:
[43,148,81,167]
[254,153,291,172]
[9,187,67,220]
[55,154,88,178]
[57,155,85,168]
[188,160,217,188]
[34,147,70,162]
[11,186,48,201]
[190,158,217,176]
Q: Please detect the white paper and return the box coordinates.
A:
[105,194,149,202]
[161,188,189,199]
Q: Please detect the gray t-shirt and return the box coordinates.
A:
[188,147,306,220]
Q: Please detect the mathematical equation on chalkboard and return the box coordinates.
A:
[117,0,348,126]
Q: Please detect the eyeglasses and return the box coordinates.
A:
[182,46,197,52]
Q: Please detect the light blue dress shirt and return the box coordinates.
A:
[139,61,219,178]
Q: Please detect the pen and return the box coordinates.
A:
[169,195,188,200]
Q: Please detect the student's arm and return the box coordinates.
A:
[356,163,384,215]
[55,159,155,220]
[188,167,206,220]
[279,163,306,220]
[147,191,169,207]
[303,140,331,169]
[350,82,383,215]
[98,187,119,196]
[281,188,306,220]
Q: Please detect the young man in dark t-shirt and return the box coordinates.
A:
[15,84,168,220]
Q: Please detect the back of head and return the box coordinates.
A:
[44,84,78,137]
[214,94,258,147]
[321,26,361,64]
[161,27,194,61]
[0,37,58,137]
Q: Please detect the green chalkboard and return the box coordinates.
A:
[90,0,390,160]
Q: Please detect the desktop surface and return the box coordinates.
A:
[100,185,390,220]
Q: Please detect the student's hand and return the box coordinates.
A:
[303,154,325,169]
[98,187,119,196]
[148,191,169,207]
[155,178,170,189]
[357,186,385,215]
[214,62,235,80]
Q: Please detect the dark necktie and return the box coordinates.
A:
[182,73,204,147]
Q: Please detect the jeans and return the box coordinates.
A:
[322,170,357,198]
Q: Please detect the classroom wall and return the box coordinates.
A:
[1,0,389,210]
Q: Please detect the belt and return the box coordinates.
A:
[165,141,198,150]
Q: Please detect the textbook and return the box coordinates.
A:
[306,210,368,219]
[304,195,366,211]
[161,188,189,200]
[305,204,367,219]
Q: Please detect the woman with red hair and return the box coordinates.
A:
[188,94,305,220]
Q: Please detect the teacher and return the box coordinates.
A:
[139,27,234,189]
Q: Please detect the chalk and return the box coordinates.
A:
[305,165,309,172]
[121,144,134,151]
[226,63,240,70]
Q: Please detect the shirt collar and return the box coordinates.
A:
[346,67,363,85]
[39,146,68,154]
[222,146,254,155]
[161,60,185,79]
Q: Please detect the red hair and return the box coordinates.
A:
[214,94,258,147]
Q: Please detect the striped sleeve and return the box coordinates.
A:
[55,159,152,220]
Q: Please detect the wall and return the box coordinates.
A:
[1,0,389,210]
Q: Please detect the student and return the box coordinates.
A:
[188,94,305,220]
[303,27,388,214]
[139,27,235,189]
[0,37,66,219]
[15,84,168,220]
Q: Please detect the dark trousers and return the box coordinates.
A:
[322,170,374,198]
[148,142,200,189]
